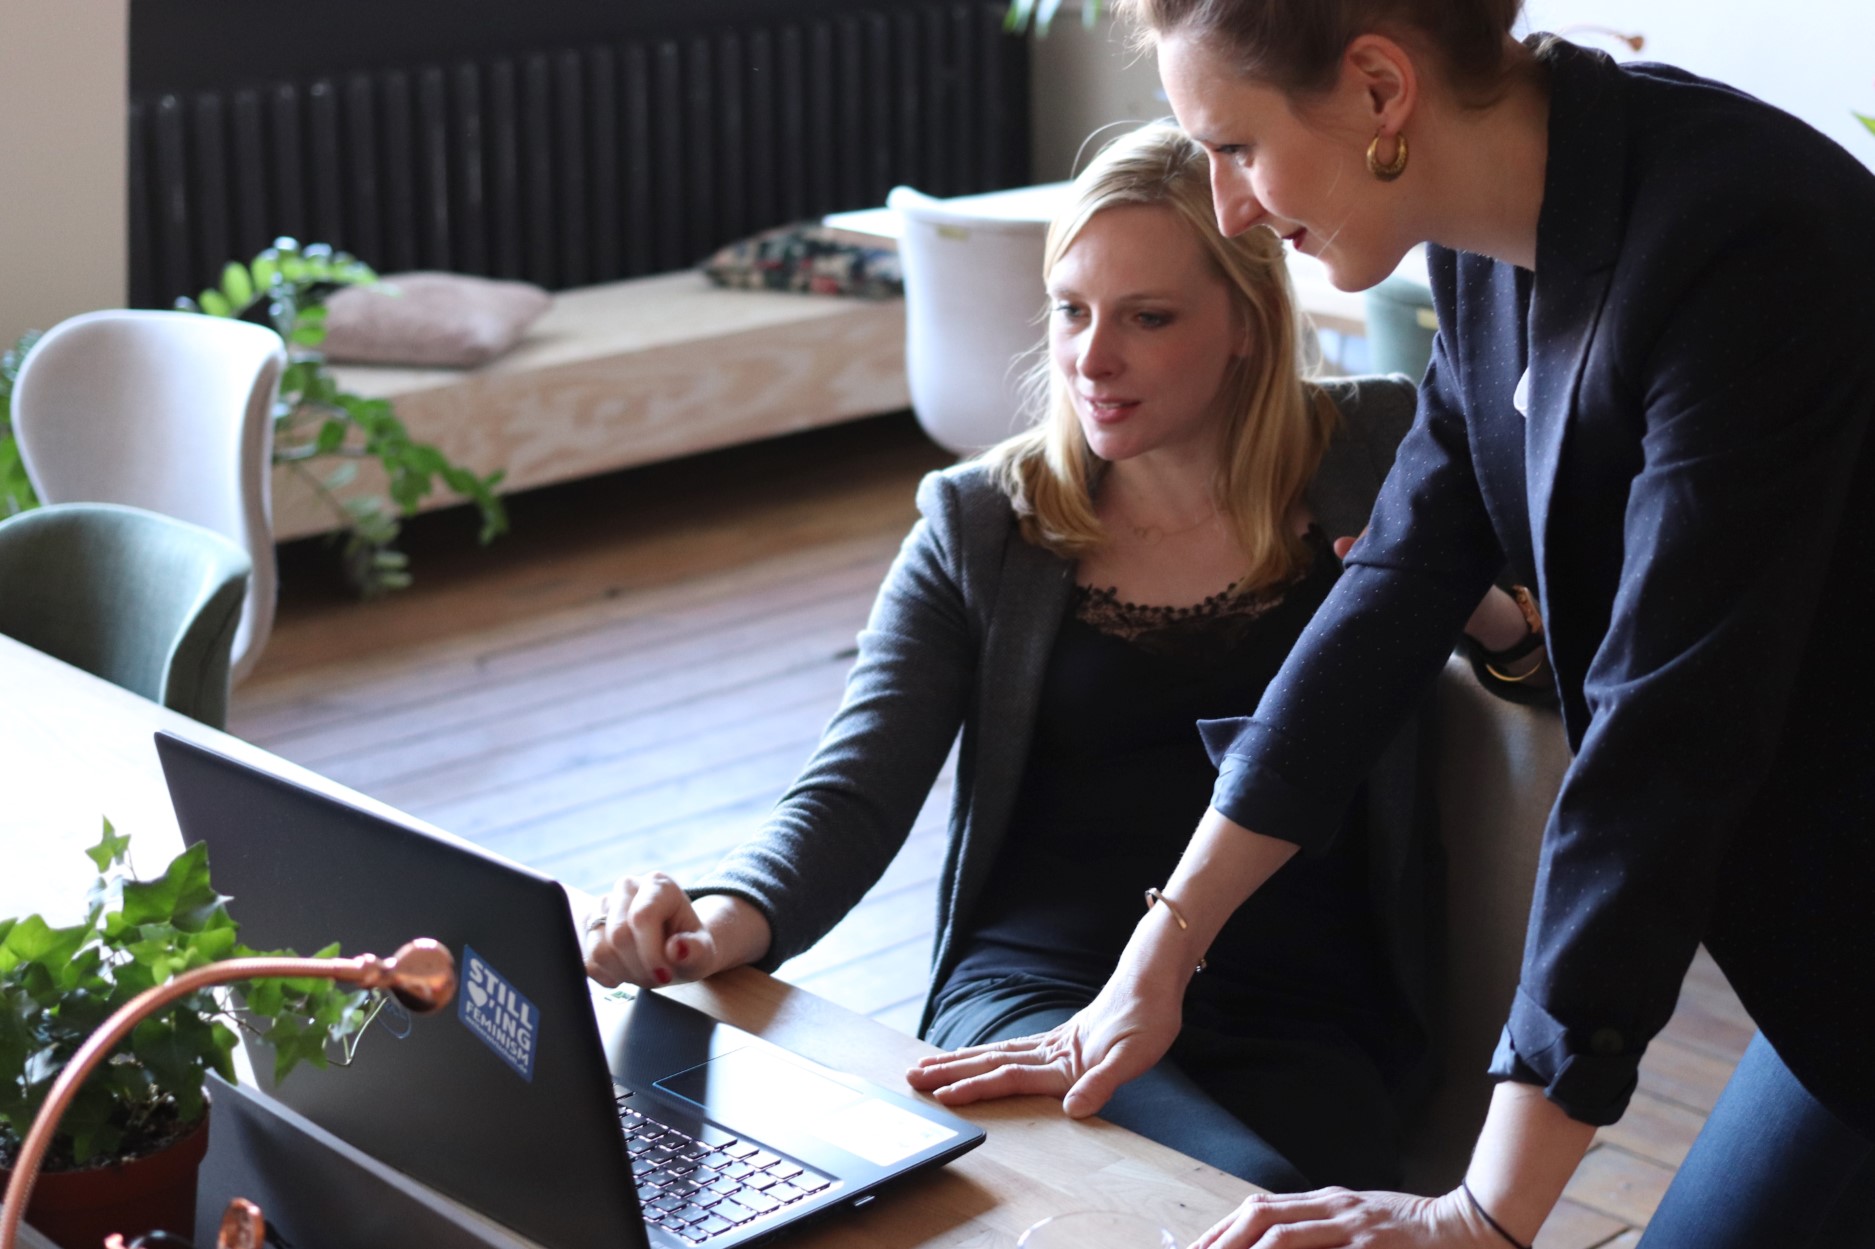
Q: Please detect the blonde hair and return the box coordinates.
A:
[984,122,1336,592]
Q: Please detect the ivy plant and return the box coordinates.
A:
[1004,0,1102,34]
[178,238,509,595]
[0,823,371,1171]
[0,331,41,518]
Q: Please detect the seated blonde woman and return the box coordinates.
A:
[585,123,1532,1191]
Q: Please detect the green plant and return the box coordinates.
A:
[1005,0,1103,34]
[1858,110,1875,139]
[0,331,42,518]
[178,238,508,595]
[0,823,370,1171]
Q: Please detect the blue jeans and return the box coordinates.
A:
[1640,1032,1875,1248]
[925,971,1405,1193]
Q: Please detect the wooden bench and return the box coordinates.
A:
[271,271,910,541]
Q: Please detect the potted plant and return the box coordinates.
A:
[0,823,371,1248]
[176,238,509,596]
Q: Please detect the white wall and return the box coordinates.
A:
[1031,2,1875,179]
[1521,0,1875,169]
[1029,12,1168,182]
[0,0,129,348]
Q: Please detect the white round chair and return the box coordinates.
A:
[886,186,1050,455]
[12,309,286,684]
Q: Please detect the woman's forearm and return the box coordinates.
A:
[695,893,774,972]
[1148,805,1301,956]
[1464,1081,1600,1245]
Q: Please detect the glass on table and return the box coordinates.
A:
[1018,1211,1180,1249]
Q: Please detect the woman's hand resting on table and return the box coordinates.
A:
[904,966,1184,1116]
[1190,1188,1503,1249]
[582,873,772,988]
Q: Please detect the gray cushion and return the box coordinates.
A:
[322,272,552,368]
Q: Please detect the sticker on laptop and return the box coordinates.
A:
[460,946,541,1081]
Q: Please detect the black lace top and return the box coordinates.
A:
[1073,567,1300,658]
[944,530,1410,1064]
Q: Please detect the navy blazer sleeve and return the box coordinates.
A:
[1204,337,1503,852]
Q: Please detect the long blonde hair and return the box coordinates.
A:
[984,122,1337,592]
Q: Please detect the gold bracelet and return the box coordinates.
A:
[1144,887,1208,974]
[1484,652,1547,683]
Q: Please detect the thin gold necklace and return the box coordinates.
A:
[1122,506,1219,544]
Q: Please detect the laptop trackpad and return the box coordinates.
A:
[655,1048,958,1168]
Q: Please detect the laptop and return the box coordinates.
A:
[156,732,984,1249]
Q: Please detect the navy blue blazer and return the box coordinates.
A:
[1203,39,1875,1132]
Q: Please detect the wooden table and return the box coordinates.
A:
[1,634,1260,1246]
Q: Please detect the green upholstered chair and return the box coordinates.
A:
[1364,273,1439,381]
[0,503,251,728]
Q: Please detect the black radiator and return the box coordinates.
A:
[127,1,1029,309]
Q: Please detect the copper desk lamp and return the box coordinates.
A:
[1,940,456,1249]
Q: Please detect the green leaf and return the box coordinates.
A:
[315,418,349,455]
[197,289,233,319]
[119,841,227,934]
[1,915,93,974]
[220,261,255,309]
[1859,111,1875,138]
[85,817,132,873]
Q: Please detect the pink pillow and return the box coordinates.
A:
[322,272,552,368]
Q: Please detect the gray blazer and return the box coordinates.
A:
[694,375,1432,1044]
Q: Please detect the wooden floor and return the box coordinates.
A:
[232,413,1750,1248]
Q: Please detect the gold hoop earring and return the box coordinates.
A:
[1366,131,1407,182]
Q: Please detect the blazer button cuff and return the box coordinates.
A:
[1490,992,1642,1126]
[1205,748,1345,859]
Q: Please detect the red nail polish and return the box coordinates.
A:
[674,940,691,961]
[654,967,672,985]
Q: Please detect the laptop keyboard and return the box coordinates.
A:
[615,1084,834,1244]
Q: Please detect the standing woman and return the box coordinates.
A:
[907,4,1875,1246]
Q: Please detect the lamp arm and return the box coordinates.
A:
[1,940,454,1249]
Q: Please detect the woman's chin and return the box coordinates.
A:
[1080,426,1140,464]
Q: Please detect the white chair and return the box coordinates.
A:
[12,309,286,685]
[886,186,1050,455]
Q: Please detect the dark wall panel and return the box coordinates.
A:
[127,0,1031,308]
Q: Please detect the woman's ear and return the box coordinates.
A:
[1342,33,1419,135]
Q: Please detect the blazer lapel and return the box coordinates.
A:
[962,522,1072,871]
[1523,40,1630,731]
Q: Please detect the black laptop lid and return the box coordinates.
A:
[157,732,647,1249]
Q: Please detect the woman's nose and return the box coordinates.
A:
[1077,320,1119,378]
[1210,162,1264,238]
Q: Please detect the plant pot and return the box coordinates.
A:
[2,1113,209,1249]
